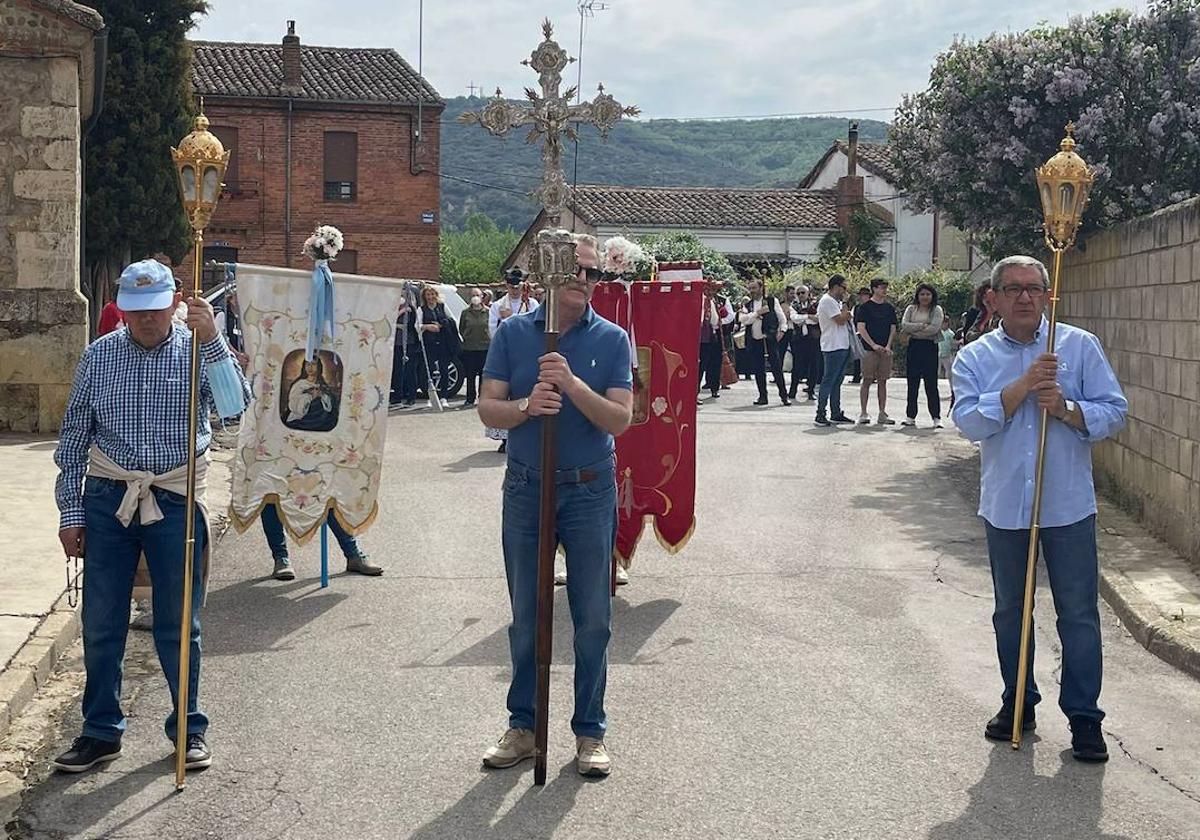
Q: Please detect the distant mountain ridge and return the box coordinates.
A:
[439,95,890,231]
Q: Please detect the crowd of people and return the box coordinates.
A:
[700,275,981,427]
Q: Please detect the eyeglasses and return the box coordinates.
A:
[1000,285,1047,300]
[581,268,603,283]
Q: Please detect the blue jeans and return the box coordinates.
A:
[501,456,616,740]
[817,349,850,416]
[984,514,1104,721]
[81,476,207,743]
[260,502,360,560]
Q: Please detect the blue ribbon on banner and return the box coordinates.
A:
[306,259,335,361]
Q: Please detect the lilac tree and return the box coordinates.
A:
[891,0,1200,257]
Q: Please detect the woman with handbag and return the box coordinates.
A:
[416,284,454,408]
[899,283,946,428]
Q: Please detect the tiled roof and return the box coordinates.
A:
[191,41,442,105]
[570,185,841,230]
[799,140,899,188]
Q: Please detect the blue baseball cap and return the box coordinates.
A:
[117,260,177,312]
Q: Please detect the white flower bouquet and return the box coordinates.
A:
[302,224,344,262]
[600,235,648,278]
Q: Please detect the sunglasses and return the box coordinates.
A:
[581,267,603,283]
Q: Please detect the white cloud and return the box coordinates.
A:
[193,0,1141,120]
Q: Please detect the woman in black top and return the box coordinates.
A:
[417,284,453,406]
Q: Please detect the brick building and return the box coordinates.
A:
[184,21,442,287]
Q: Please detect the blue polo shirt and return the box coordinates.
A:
[483,305,633,468]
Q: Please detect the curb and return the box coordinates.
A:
[0,591,79,743]
[1100,567,1200,681]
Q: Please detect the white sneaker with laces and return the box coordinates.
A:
[857,413,870,425]
[901,418,916,427]
[615,566,629,586]
[576,736,611,777]
[482,728,535,769]
[933,419,944,429]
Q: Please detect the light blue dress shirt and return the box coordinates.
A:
[950,317,1127,530]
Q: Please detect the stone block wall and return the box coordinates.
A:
[0,0,101,432]
[1060,197,1200,564]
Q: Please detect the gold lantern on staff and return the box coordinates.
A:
[168,107,229,791]
[1010,123,1095,751]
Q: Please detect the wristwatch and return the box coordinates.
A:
[517,397,530,414]
[1062,399,1077,418]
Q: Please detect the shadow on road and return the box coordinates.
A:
[927,743,1130,840]
[202,578,350,657]
[410,761,585,840]
[438,597,683,668]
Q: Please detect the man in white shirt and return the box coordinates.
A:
[489,268,539,336]
[815,275,855,426]
[738,278,791,406]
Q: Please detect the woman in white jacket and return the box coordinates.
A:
[899,283,945,427]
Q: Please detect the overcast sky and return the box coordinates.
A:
[194,0,1143,121]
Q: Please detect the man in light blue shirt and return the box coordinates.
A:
[952,255,1127,763]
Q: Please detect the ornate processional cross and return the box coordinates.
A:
[459,18,639,229]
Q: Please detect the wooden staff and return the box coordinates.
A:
[533,279,561,787]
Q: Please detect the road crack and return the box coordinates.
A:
[1110,732,1200,804]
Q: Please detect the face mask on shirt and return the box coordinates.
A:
[470,296,482,305]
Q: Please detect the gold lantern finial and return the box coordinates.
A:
[171,105,230,232]
[1035,122,1094,252]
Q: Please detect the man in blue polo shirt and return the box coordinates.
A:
[952,255,1127,763]
[477,234,633,778]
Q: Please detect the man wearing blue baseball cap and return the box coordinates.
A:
[51,259,249,774]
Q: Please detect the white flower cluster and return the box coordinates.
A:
[600,235,647,276]
[302,224,345,262]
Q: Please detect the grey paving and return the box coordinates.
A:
[12,381,1200,839]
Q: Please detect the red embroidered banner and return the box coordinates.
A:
[592,281,703,567]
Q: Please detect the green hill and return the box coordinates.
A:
[439,96,890,231]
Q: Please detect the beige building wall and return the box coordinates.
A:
[1060,197,1200,564]
[0,0,102,432]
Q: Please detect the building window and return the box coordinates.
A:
[336,249,358,274]
[210,126,239,193]
[200,246,238,291]
[323,131,357,201]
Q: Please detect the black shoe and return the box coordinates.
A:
[1070,716,1108,762]
[53,735,122,773]
[753,398,768,406]
[711,392,720,399]
[462,400,476,408]
[984,706,1036,741]
[498,441,507,453]
[185,733,213,770]
[804,391,814,401]
[850,378,862,383]
[830,413,854,424]
[788,390,798,401]
[814,414,831,427]
[780,397,791,406]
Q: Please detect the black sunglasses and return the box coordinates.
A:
[582,267,603,283]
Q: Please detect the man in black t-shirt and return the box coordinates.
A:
[853,277,898,425]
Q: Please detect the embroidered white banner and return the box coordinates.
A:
[229,263,404,543]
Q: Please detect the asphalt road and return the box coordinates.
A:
[12,380,1200,840]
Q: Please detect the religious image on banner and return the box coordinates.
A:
[228,259,404,544]
[592,276,703,568]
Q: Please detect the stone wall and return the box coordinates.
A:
[1060,197,1200,564]
[0,0,101,432]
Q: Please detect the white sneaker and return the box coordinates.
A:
[615,566,630,586]
[440,398,450,409]
[857,413,870,425]
[878,413,896,426]
[482,728,535,769]
[933,419,944,429]
[554,569,567,586]
[901,418,916,427]
[575,737,611,777]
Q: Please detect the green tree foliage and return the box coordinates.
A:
[442,95,889,230]
[891,0,1200,258]
[85,0,207,275]
[438,213,520,285]
[817,211,886,265]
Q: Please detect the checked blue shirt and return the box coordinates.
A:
[54,324,249,529]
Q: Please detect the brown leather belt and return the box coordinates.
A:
[556,469,598,485]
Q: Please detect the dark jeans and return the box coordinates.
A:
[984,515,1103,721]
[81,476,206,743]
[747,335,787,401]
[699,340,722,396]
[817,348,850,417]
[261,502,360,560]
[502,457,616,739]
[906,338,941,420]
[789,331,822,396]
[391,340,418,403]
[461,349,488,403]
[422,334,451,398]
